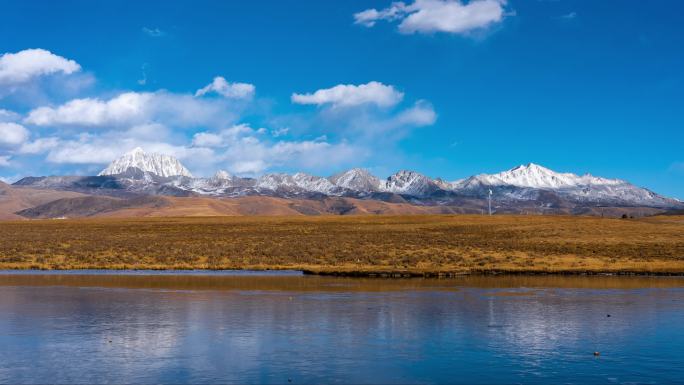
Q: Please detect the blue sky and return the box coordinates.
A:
[0,0,682,198]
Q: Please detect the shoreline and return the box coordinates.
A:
[1,266,684,278]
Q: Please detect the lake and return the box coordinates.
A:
[1,271,683,384]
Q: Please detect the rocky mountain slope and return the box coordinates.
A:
[0,182,85,219]
[9,149,682,218]
[99,147,193,178]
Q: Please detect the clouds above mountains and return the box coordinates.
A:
[195,76,255,100]
[0,48,436,177]
[0,123,29,146]
[355,0,509,35]
[0,49,80,85]
[292,81,403,108]
[25,91,238,128]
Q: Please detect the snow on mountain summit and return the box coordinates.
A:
[383,170,438,196]
[98,147,193,178]
[456,163,623,190]
[87,151,678,208]
[328,168,382,192]
[213,170,233,180]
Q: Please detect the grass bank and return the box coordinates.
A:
[0,215,683,275]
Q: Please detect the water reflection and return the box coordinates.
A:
[0,274,683,384]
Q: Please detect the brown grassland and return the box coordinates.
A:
[0,214,683,275]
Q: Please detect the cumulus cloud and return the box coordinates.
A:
[2,48,438,177]
[292,81,404,108]
[354,0,508,35]
[0,109,20,122]
[26,92,152,126]
[354,2,409,27]
[192,124,254,147]
[42,131,212,167]
[191,124,362,175]
[393,100,437,126]
[195,76,255,100]
[0,122,29,147]
[18,137,61,155]
[0,49,81,85]
[25,91,238,128]
[35,122,362,177]
[324,100,437,140]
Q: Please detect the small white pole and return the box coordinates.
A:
[488,189,492,216]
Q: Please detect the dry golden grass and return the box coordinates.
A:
[0,214,683,274]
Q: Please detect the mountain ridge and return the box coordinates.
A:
[11,149,682,214]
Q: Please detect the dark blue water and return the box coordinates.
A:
[1,272,683,384]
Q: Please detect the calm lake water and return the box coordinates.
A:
[1,271,684,384]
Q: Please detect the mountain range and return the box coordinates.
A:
[4,147,682,219]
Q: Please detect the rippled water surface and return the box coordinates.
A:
[1,271,683,384]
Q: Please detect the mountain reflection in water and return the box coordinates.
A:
[0,272,683,384]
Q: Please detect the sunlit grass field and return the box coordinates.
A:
[1,215,683,274]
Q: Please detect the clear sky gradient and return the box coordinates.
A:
[0,0,682,198]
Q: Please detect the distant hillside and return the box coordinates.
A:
[0,183,85,220]
[5,148,682,219]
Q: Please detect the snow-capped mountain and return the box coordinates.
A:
[99,147,193,178]
[452,163,677,207]
[382,170,440,197]
[454,163,622,190]
[292,173,338,194]
[328,168,381,192]
[15,149,682,212]
[213,170,232,180]
[254,173,339,195]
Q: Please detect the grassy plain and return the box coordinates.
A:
[0,215,683,274]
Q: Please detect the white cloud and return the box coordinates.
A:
[0,156,10,167]
[354,0,508,35]
[0,122,29,146]
[354,3,409,27]
[271,127,290,137]
[0,49,81,85]
[25,91,238,128]
[18,137,60,154]
[26,92,151,126]
[195,76,255,100]
[35,122,362,177]
[192,124,254,147]
[394,100,437,126]
[44,134,209,166]
[3,48,437,178]
[292,81,404,108]
[335,100,437,140]
[142,27,166,37]
[190,124,363,175]
[125,123,170,141]
[560,12,577,20]
[191,132,223,148]
[0,109,20,122]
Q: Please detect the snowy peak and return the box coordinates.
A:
[87,151,679,209]
[99,147,193,178]
[383,170,438,196]
[256,173,297,190]
[459,163,624,190]
[292,173,337,194]
[255,172,337,194]
[213,170,233,180]
[492,163,583,189]
[328,168,381,192]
